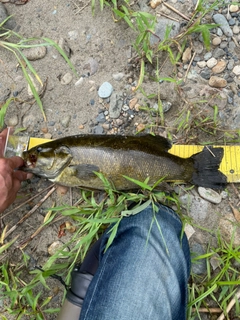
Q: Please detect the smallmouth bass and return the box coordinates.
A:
[22,134,227,190]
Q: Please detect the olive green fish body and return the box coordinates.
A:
[22,134,227,190]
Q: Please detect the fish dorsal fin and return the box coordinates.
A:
[34,134,172,156]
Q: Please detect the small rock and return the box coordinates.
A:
[75,77,84,86]
[122,105,129,111]
[48,241,69,258]
[134,103,140,112]
[112,73,124,81]
[61,73,73,85]
[206,57,217,68]
[229,4,239,13]
[233,65,240,76]
[79,124,84,129]
[204,52,212,60]
[228,18,236,26]
[197,61,207,68]
[5,115,18,127]
[209,76,227,88]
[212,60,227,74]
[109,93,123,118]
[57,185,69,196]
[0,3,16,30]
[102,123,110,130]
[150,18,180,46]
[198,187,222,204]
[210,253,221,271]
[96,112,105,123]
[68,30,78,40]
[116,118,123,126]
[191,242,207,274]
[129,97,138,109]
[212,36,221,46]
[233,25,240,34]
[200,68,211,80]
[44,133,52,139]
[98,82,113,98]
[162,101,172,112]
[212,48,226,59]
[94,125,104,134]
[41,127,48,134]
[24,46,47,61]
[150,0,162,9]
[212,14,233,37]
[184,224,195,240]
[60,115,71,128]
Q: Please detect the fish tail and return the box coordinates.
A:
[190,146,227,189]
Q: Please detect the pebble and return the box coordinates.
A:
[129,97,138,109]
[206,57,217,68]
[96,112,105,123]
[233,25,240,34]
[227,59,235,70]
[60,115,71,128]
[109,93,123,118]
[94,125,104,134]
[228,18,236,26]
[79,124,84,129]
[0,3,16,30]
[229,4,239,13]
[61,73,73,85]
[190,242,207,275]
[98,82,113,98]
[198,187,222,204]
[24,46,47,61]
[44,133,52,139]
[212,48,225,58]
[212,36,221,46]
[197,61,207,68]
[209,76,227,88]
[75,77,84,86]
[5,115,18,127]
[212,60,227,73]
[233,65,240,75]
[204,52,212,60]
[212,14,233,37]
[200,68,211,80]
[112,73,124,81]
[136,123,145,131]
[68,30,78,40]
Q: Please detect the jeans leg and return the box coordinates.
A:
[80,203,191,320]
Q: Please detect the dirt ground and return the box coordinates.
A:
[1,0,240,319]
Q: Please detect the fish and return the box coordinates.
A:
[21,134,227,190]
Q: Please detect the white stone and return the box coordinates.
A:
[233,25,240,35]
[206,57,217,68]
[212,36,221,46]
[184,224,196,240]
[229,4,239,13]
[197,61,207,68]
[198,187,222,204]
[233,65,240,76]
[61,73,73,85]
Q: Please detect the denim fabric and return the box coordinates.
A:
[80,203,191,320]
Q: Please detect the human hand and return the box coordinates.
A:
[0,128,30,213]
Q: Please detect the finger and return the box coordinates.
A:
[13,170,29,181]
[8,156,25,169]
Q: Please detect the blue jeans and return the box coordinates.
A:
[80,203,191,320]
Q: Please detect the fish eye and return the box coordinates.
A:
[37,147,42,153]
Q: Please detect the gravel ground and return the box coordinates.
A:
[0,0,240,319]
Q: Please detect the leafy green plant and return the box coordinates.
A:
[188,230,240,319]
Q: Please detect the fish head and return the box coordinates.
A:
[22,145,73,179]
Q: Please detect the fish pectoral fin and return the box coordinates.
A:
[70,164,100,180]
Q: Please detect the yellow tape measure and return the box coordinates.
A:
[28,138,240,183]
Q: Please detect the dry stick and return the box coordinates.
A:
[18,214,66,249]
[1,184,55,220]
[156,11,179,22]
[74,0,91,14]
[217,288,240,320]
[5,186,57,239]
[184,51,196,82]
[163,2,191,21]
[192,307,222,314]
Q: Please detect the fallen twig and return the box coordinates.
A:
[192,307,222,314]
[163,2,190,21]
[184,51,196,82]
[217,288,240,320]
[5,186,56,239]
[1,184,55,220]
